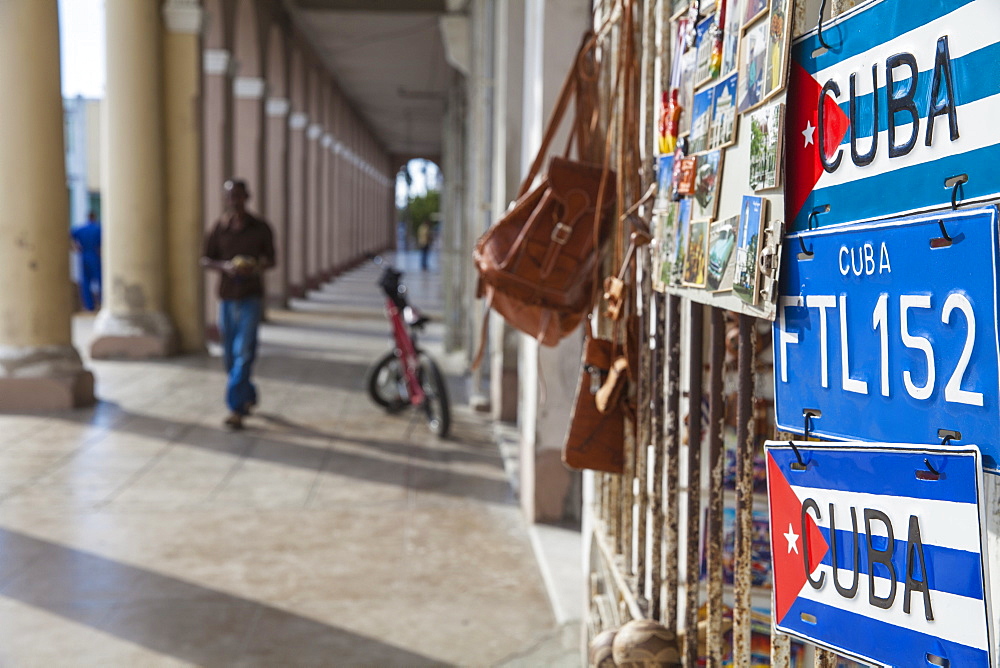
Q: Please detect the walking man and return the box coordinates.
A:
[201,179,276,430]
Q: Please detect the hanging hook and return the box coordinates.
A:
[797,235,813,259]
[930,218,954,248]
[789,441,807,471]
[802,409,820,441]
[917,458,942,481]
[937,219,952,242]
[945,174,969,211]
[938,429,961,445]
[951,181,965,210]
[817,0,832,50]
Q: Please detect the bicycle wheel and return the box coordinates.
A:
[418,353,451,438]
[366,350,409,414]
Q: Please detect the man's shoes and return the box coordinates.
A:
[224,413,244,430]
[243,401,257,415]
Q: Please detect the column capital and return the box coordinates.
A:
[266,98,290,117]
[203,48,231,76]
[162,0,203,34]
[233,76,266,99]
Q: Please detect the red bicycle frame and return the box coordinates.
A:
[384,297,426,405]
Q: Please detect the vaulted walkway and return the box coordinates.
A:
[0,253,575,666]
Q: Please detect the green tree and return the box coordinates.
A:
[400,189,440,236]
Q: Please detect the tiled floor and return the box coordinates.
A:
[0,253,579,667]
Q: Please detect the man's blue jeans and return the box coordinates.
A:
[219,297,262,415]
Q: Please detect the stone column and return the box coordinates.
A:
[306,69,323,287]
[163,0,205,353]
[92,0,176,358]
[233,75,266,202]
[0,0,94,409]
[287,109,308,297]
[265,95,290,306]
[518,0,592,523]
[201,47,232,338]
[321,124,334,280]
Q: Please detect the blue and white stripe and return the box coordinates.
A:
[790,0,1000,231]
[769,443,993,666]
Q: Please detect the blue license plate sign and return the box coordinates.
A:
[766,441,992,667]
[773,207,1000,470]
[786,0,1000,232]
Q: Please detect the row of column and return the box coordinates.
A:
[202,0,395,323]
[0,0,395,410]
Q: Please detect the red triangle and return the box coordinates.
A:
[767,452,830,624]
[785,62,851,224]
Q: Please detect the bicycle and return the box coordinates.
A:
[365,256,451,438]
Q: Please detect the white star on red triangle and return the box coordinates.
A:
[784,523,800,554]
[802,121,816,147]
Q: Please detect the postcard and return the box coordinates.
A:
[694,16,717,86]
[732,195,767,306]
[676,155,698,196]
[748,103,783,190]
[743,0,768,26]
[683,219,709,287]
[689,85,716,154]
[654,154,676,210]
[708,72,739,149]
[720,0,743,75]
[736,18,767,113]
[668,198,693,288]
[692,150,723,220]
[705,215,738,291]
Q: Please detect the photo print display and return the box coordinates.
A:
[708,72,739,149]
[654,154,675,210]
[701,507,772,588]
[720,0,744,75]
[706,215,738,291]
[689,86,715,154]
[677,42,698,136]
[732,195,767,305]
[742,0,768,26]
[736,18,767,112]
[683,219,710,287]
[748,103,783,190]
[763,0,792,102]
[692,150,723,220]
[694,16,717,86]
[652,203,678,292]
[676,155,698,196]
[737,0,791,113]
[667,198,693,288]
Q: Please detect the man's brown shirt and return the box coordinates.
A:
[203,212,276,300]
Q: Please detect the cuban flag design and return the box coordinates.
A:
[766,442,993,666]
[786,0,1000,232]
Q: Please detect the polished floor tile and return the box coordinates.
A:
[0,253,577,667]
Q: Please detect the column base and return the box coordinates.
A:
[288,284,307,299]
[90,311,177,359]
[0,345,95,410]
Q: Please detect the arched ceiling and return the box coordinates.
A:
[281,0,456,162]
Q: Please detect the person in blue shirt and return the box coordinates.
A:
[70,211,102,311]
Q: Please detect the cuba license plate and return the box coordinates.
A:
[773,207,1000,470]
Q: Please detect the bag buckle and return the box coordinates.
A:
[584,364,603,394]
[551,222,572,245]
